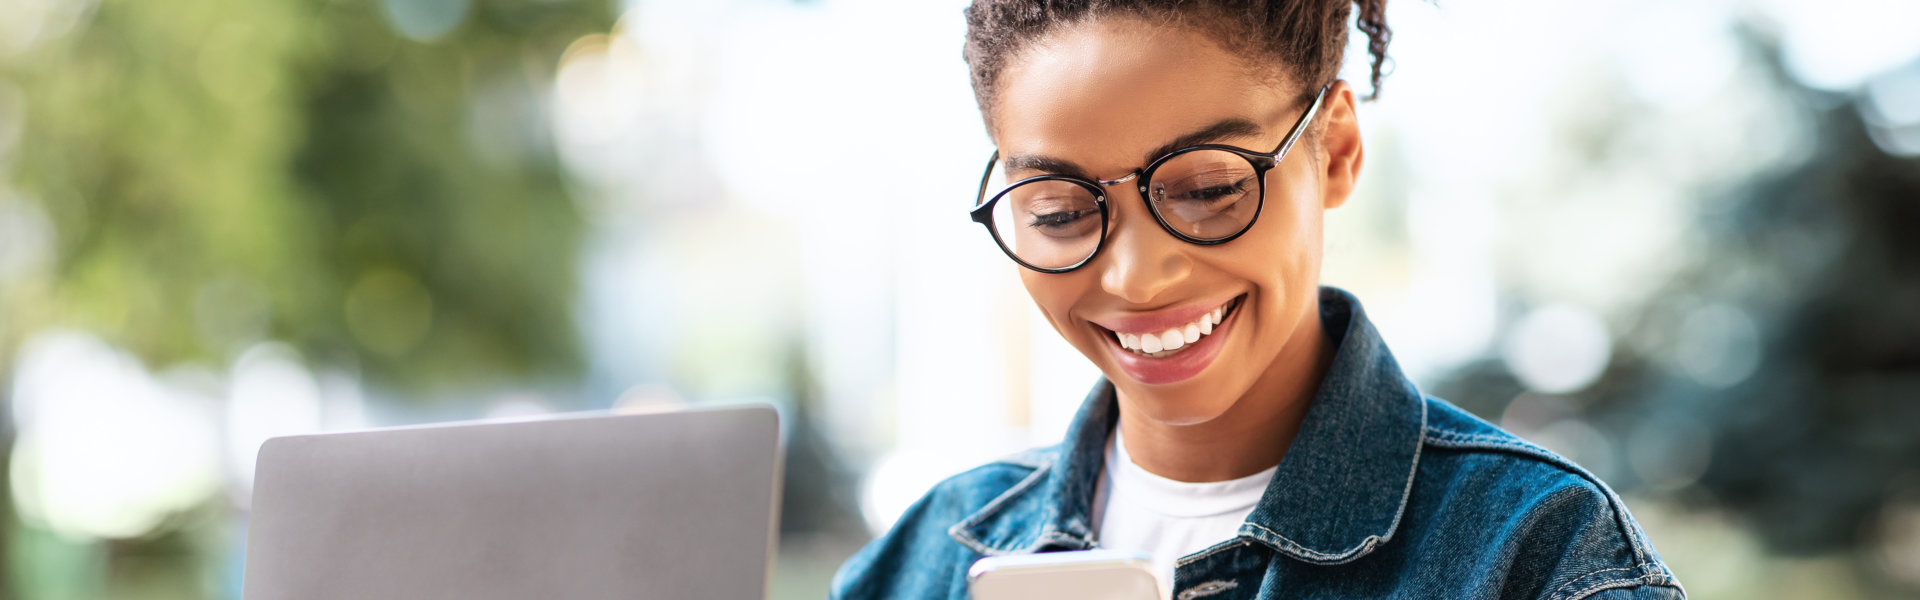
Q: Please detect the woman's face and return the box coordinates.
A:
[990,18,1356,426]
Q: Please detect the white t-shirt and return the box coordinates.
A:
[1092,426,1277,591]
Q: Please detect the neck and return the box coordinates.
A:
[1115,295,1333,482]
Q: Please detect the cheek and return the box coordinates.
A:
[1226,170,1325,283]
[1271,161,1328,239]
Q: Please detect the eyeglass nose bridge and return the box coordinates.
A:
[1093,171,1147,195]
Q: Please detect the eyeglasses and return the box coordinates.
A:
[969,85,1330,273]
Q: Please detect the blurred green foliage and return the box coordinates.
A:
[0,0,612,388]
[1,0,615,596]
[1427,40,1920,597]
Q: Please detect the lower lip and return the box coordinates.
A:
[1102,299,1242,386]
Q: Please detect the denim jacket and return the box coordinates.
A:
[831,287,1684,599]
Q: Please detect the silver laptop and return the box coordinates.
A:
[241,405,783,600]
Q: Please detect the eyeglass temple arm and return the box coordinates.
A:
[971,150,1002,222]
[1267,84,1332,160]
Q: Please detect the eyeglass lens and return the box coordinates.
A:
[981,148,1262,270]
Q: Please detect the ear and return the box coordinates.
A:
[1316,81,1364,210]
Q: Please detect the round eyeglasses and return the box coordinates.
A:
[969,85,1330,273]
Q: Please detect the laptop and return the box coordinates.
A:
[241,405,783,599]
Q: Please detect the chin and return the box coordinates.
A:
[1111,379,1240,427]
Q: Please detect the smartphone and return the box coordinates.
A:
[967,550,1165,600]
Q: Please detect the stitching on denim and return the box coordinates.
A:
[1645,563,1685,598]
[1174,539,1252,567]
[1422,429,1539,449]
[1385,393,1429,540]
[1548,566,1637,597]
[1237,393,1426,565]
[948,525,1004,556]
[1032,530,1091,550]
[947,462,1053,555]
[1546,563,1671,600]
[1241,521,1383,564]
[1560,578,1654,600]
[1421,427,1660,566]
[1349,389,1427,555]
[1553,568,1681,600]
[1176,579,1239,600]
[1422,435,1566,463]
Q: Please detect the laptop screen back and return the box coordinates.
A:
[241,405,782,600]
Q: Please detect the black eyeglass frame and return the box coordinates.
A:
[969,84,1332,274]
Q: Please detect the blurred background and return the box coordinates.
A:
[1,0,1917,597]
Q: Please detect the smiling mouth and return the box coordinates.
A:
[1107,296,1242,358]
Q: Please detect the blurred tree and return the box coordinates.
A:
[1428,37,1920,597]
[1,0,608,389]
[1681,69,1920,554]
[0,0,612,596]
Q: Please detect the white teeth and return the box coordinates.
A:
[1111,298,1236,357]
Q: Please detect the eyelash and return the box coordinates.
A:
[1029,209,1095,228]
[1166,178,1252,203]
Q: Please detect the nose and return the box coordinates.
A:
[1096,191,1193,305]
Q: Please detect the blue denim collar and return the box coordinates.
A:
[949,287,1426,564]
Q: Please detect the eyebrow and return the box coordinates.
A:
[1001,118,1267,179]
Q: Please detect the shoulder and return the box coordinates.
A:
[1406,397,1686,600]
[1416,396,1620,510]
[829,447,1057,600]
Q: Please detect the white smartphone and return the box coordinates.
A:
[967,550,1166,600]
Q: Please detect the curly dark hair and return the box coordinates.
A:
[963,0,1392,121]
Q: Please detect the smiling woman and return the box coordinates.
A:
[830,1,1684,599]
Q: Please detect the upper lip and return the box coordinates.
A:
[1087,295,1241,335]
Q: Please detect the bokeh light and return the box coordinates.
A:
[1673,303,1762,389]
[1502,306,1613,395]
[10,332,222,540]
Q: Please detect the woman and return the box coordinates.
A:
[833,1,1683,598]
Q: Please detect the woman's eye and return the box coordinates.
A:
[1029,209,1092,228]
[1167,177,1252,204]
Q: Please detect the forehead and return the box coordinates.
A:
[991,18,1294,173]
